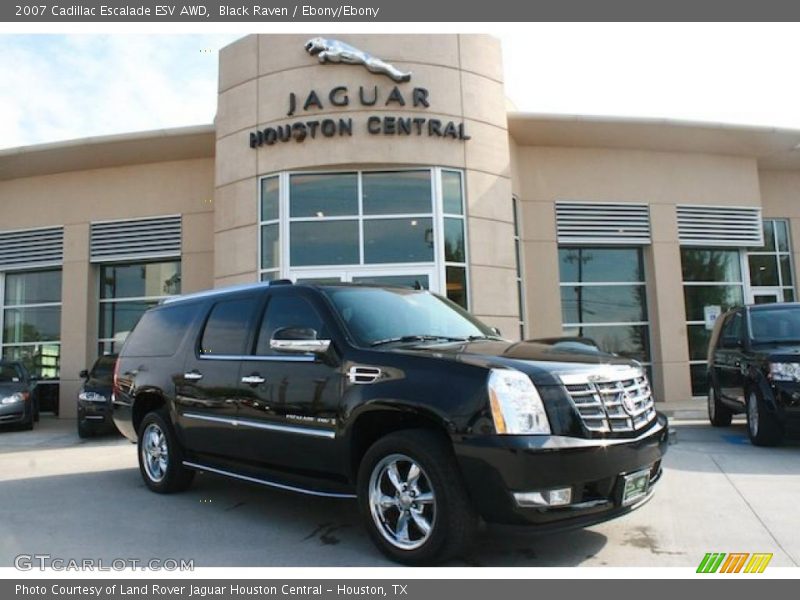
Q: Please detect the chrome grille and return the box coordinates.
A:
[561,368,656,434]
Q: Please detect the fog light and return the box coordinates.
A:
[513,487,572,507]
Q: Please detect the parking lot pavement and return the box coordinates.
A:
[1,415,799,568]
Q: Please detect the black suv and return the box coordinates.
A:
[707,303,800,446]
[112,282,668,564]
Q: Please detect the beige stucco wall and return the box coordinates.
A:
[214,34,520,335]
[0,158,215,418]
[511,144,762,403]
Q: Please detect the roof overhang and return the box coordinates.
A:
[0,124,215,181]
[507,113,800,170]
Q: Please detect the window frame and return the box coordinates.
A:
[97,260,181,354]
[258,167,471,309]
[557,246,652,366]
[0,268,63,380]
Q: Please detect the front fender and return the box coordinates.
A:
[747,368,779,412]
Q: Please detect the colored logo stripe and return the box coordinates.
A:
[744,553,773,573]
[720,553,749,573]
[697,552,773,573]
[697,553,726,573]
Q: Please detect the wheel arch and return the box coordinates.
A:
[346,403,454,483]
[131,389,169,435]
[744,369,779,412]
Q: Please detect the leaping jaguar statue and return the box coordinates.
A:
[304,38,412,83]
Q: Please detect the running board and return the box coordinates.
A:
[182,461,356,499]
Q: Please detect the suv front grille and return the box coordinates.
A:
[561,367,657,434]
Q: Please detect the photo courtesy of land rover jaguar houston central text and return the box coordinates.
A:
[112,281,668,564]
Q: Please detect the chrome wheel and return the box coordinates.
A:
[748,392,759,437]
[141,423,168,483]
[368,453,436,551]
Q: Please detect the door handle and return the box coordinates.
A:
[183,371,203,381]
[241,374,266,385]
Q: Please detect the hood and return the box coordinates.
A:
[750,343,800,363]
[391,339,641,386]
[0,382,27,397]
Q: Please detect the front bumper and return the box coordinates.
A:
[453,413,669,527]
[0,400,31,425]
[78,399,114,429]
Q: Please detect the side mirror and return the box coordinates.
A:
[491,327,502,337]
[29,374,40,382]
[79,369,89,379]
[270,327,331,354]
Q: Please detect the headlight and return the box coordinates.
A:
[487,369,551,435]
[78,391,107,403]
[769,362,800,382]
[0,392,28,405]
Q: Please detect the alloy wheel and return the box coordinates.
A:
[368,453,436,551]
[141,423,169,483]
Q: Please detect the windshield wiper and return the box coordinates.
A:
[370,335,466,347]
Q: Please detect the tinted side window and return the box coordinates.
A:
[719,312,743,349]
[255,295,327,355]
[123,303,199,357]
[200,297,259,356]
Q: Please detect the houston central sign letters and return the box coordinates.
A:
[248,85,470,149]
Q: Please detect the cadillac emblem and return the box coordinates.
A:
[620,385,638,415]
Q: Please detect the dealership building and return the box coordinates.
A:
[2,33,800,418]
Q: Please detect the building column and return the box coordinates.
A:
[58,223,95,419]
[520,200,563,339]
[646,204,692,403]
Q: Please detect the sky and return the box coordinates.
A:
[2,25,800,150]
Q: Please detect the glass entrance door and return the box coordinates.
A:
[291,267,437,291]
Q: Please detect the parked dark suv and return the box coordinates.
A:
[707,303,800,446]
[112,281,668,564]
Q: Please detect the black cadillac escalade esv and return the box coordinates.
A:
[112,281,668,564]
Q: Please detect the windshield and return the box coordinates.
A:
[91,355,117,381]
[749,306,800,344]
[322,287,497,347]
[0,363,23,383]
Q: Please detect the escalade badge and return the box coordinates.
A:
[304,37,412,82]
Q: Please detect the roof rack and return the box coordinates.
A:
[161,279,293,305]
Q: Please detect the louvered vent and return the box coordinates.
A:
[0,226,63,270]
[677,205,763,247]
[91,215,181,262]
[556,202,651,244]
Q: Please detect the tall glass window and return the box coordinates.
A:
[98,261,181,354]
[681,248,745,396]
[558,248,650,364]
[746,219,795,302]
[259,168,470,308]
[1,269,62,379]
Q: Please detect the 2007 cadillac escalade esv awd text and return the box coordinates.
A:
[112,281,668,564]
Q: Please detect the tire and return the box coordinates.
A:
[746,388,783,447]
[137,408,194,493]
[357,429,478,565]
[707,385,732,427]
[77,421,93,439]
[21,412,34,431]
